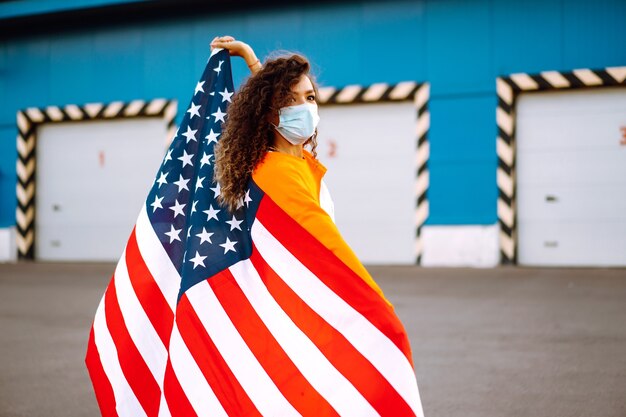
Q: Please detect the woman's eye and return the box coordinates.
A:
[308,95,316,101]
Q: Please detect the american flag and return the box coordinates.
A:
[85,47,424,417]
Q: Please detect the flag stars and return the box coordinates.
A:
[226,215,243,231]
[210,182,221,198]
[213,60,224,75]
[191,200,198,215]
[164,224,182,243]
[219,87,233,103]
[194,81,205,95]
[219,237,237,254]
[211,107,227,123]
[164,148,173,163]
[205,129,220,144]
[150,195,164,212]
[156,171,168,188]
[196,227,214,245]
[181,126,198,143]
[195,176,205,191]
[189,251,207,269]
[187,102,201,119]
[203,204,220,222]
[169,199,186,218]
[244,189,253,207]
[177,150,194,168]
[200,152,212,168]
[173,174,190,192]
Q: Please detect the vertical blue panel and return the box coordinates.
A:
[427,94,498,224]
[492,0,563,74]
[0,126,17,227]
[425,0,492,95]
[92,26,144,102]
[49,33,95,105]
[360,1,427,84]
[562,0,626,69]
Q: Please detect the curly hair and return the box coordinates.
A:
[213,52,320,213]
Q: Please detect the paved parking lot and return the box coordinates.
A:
[0,262,625,417]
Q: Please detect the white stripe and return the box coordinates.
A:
[185,280,300,417]
[252,220,424,417]
[230,260,379,416]
[93,295,147,417]
[157,392,172,417]
[136,204,181,311]
[168,323,228,417]
[113,249,167,385]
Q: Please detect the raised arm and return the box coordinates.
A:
[210,35,262,74]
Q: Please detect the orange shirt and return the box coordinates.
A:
[251,148,389,304]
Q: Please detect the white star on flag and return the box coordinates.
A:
[177,150,194,167]
[205,129,220,144]
[195,227,214,245]
[169,199,186,218]
[210,182,221,198]
[200,152,212,168]
[219,87,233,103]
[156,171,168,188]
[194,80,205,95]
[173,174,190,192]
[164,148,173,163]
[213,60,224,74]
[244,189,253,207]
[187,102,201,119]
[164,224,182,243]
[189,251,207,269]
[181,126,198,143]
[226,215,243,231]
[219,237,237,254]
[195,176,205,191]
[150,195,164,212]
[211,107,226,123]
[203,204,220,222]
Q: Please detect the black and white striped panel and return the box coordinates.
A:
[318,81,430,264]
[496,66,626,264]
[15,98,178,259]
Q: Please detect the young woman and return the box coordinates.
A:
[208,35,423,416]
[210,35,389,298]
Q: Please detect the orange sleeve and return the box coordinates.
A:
[252,158,390,305]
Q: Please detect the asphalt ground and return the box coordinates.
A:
[0,262,625,417]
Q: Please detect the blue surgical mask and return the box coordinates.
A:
[271,102,320,145]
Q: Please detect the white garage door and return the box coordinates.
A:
[316,102,416,264]
[516,87,626,266]
[36,118,168,261]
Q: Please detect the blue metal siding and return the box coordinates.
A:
[1,0,625,228]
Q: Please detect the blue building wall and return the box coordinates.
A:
[1,0,625,229]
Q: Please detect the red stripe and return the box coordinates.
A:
[104,277,161,417]
[125,228,174,347]
[175,291,261,416]
[85,323,119,417]
[209,270,340,417]
[249,247,415,416]
[255,194,413,364]
[163,358,197,417]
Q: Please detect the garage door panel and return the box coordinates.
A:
[517,87,626,151]
[519,220,626,266]
[36,118,166,261]
[517,149,626,185]
[317,102,416,264]
[517,183,626,221]
[516,87,626,266]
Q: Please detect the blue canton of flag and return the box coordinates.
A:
[146,48,258,300]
